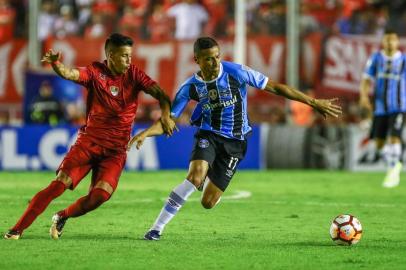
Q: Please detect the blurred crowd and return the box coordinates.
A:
[1,0,405,126]
[2,0,406,43]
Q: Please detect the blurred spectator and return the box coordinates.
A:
[0,110,10,125]
[76,0,95,33]
[167,0,208,40]
[118,3,144,40]
[0,0,15,43]
[202,0,227,37]
[251,1,286,36]
[38,0,57,41]
[83,12,106,39]
[54,4,79,38]
[148,3,172,42]
[29,81,65,125]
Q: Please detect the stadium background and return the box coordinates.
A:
[1,0,403,171]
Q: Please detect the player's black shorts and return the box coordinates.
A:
[190,130,247,192]
[370,113,406,139]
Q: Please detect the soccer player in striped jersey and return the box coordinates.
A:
[360,29,406,188]
[128,37,342,240]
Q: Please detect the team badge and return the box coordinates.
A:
[198,139,209,148]
[110,86,119,96]
[208,89,218,100]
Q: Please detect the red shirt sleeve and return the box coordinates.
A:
[77,65,93,87]
[134,67,157,90]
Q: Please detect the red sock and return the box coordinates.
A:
[12,180,66,233]
[59,188,111,218]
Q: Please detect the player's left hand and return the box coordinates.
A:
[41,49,61,64]
[311,98,342,118]
[127,132,147,151]
[160,116,178,136]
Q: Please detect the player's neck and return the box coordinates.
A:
[199,71,218,81]
[383,49,398,57]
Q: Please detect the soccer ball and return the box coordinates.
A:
[330,214,362,245]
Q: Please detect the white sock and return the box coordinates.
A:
[383,143,402,169]
[151,179,197,233]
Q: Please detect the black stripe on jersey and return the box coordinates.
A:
[189,84,199,101]
[206,81,222,131]
[397,59,405,109]
[383,60,392,113]
[228,75,243,137]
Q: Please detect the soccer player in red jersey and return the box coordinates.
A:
[4,33,176,240]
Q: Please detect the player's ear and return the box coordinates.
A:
[194,56,198,64]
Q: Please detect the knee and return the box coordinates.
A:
[55,171,72,188]
[186,172,205,188]
[201,198,216,209]
[90,188,111,205]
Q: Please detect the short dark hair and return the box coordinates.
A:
[193,37,219,55]
[384,28,398,35]
[105,33,133,51]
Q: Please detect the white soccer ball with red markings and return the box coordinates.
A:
[330,214,362,245]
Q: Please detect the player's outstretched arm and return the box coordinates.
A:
[144,84,176,136]
[41,49,80,82]
[359,77,373,116]
[264,80,342,118]
[128,119,177,150]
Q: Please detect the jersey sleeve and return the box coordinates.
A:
[363,53,378,80]
[135,68,157,90]
[238,64,269,90]
[171,84,194,118]
[77,65,93,88]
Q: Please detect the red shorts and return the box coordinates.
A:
[57,136,127,191]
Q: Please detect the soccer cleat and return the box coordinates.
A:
[4,230,21,240]
[382,161,402,188]
[144,230,161,241]
[50,214,68,239]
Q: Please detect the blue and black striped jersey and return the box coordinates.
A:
[364,50,406,116]
[171,61,268,140]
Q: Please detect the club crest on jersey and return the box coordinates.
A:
[110,86,119,96]
[208,89,218,100]
[198,139,209,148]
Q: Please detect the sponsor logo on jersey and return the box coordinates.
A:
[110,86,119,96]
[202,95,238,110]
[208,89,218,100]
[198,138,209,148]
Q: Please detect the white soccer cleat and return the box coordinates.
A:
[382,162,402,188]
[50,214,68,239]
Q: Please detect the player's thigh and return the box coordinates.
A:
[187,160,210,187]
[207,138,247,193]
[371,115,389,140]
[92,152,127,193]
[188,131,217,186]
[388,113,405,142]
[201,178,223,209]
[57,139,94,189]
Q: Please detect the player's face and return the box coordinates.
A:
[195,46,221,80]
[108,46,132,75]
[382,34,399,53]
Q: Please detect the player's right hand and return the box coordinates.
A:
[160,116,178,137]
[127,132,147,151]
[359,98,372,117]
[41,49,61,64]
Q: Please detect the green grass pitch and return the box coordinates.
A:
[0,170,405,270]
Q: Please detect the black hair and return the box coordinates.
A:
[384,28,398,35]
[193,37,219,55]
[105,33,133,51]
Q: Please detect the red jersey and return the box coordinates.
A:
[77,61,156,152]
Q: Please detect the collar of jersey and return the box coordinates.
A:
[380,50,402,60]
[194,62,223,83]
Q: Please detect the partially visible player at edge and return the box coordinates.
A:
[4,33,176,240]
[360,29,406,188]
[127,37,342,241]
